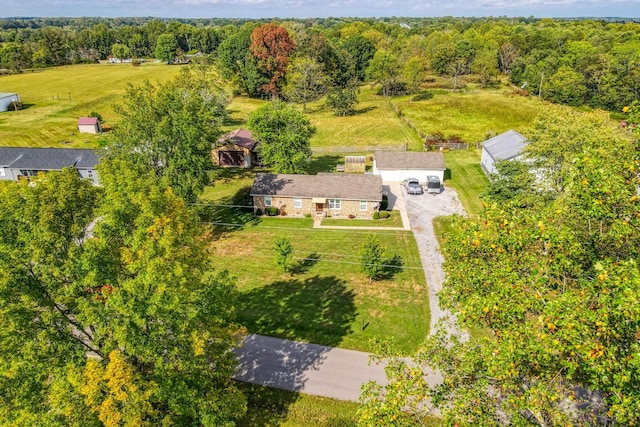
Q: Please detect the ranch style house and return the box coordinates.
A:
[0,147,100,184]
[251,173,383,218]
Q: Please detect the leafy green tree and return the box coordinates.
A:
[326,81,360,116]
[274,235,294,274]
[546,66,587,106]
[110,42,131,59]
[248,100,315,174]
[341,35,376,82]
[473,48,500,87]
[359,234,385,283]
[111,72,227,202]
[154,33,178,62]
[366,49,400,97]
[216,25,265,97]
[360,106,640,424]
[401,56,426,102]
[283,56,327,113]
[0,163,247,426]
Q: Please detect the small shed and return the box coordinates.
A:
[344,156,366,173]
[213,128,259,167]
[77,117,102,134]
[0,92,20,112]
[480,130,528,177]
[373,151,446,184]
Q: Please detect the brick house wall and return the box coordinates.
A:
[253,196,378,218]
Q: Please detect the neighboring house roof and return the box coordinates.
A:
[0,147,99,170]
[217,128,257,151]
[78,117,99,126]
[375,151,446,170]
[251,173,383,201]
[483,130,528,161]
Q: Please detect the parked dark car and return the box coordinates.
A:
[403,177,423,195]
[426,175,441,194]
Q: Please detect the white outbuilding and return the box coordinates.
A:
[480,130,529,177]
[373,151,446,184]
[77,117,102,134]
[0,92,20,112]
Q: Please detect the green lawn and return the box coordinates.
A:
[238,383,360,427]
[201,173,429,355]
[443,149,490,217]
[0,62,180,148]
[393,87,542,144]
[321,210,404,228]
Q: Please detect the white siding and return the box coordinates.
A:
[376,168,444,184]
[0,94,19,112]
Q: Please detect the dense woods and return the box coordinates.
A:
[1,17,639,112]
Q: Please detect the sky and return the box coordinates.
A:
[1,0,639,19]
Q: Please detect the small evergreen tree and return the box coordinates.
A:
[359,234,385,283]
[274,235,293,274]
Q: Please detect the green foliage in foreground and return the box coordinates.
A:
[360,106,640,424]
[0,161,245,426]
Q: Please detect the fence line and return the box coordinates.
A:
[311,144,406,153]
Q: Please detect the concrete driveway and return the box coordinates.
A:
[386,181,467,339]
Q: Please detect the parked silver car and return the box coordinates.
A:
[403,177,423,195]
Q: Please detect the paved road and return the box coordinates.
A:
[234,334,389,401]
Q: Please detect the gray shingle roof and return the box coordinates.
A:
[0,147,99,170]
[374,151,446,170]
[483,130,528,161]
[217,128,257,151]
[251,173,383,201]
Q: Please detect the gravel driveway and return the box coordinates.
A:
[388,181,468,339]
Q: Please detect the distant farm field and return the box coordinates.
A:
[0,63,180,147]
[393,87,542,144]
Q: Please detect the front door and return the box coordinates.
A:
[315,203,324,213]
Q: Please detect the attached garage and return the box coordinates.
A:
[373,151,446,184]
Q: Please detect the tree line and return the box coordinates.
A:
[1,17,639,113]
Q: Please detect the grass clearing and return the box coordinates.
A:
[443,149,490,217]
[394,87,542,144]
[202,171,429,355]
[322,210,403,228]
[237,383,360,427]
[0,63,180,147]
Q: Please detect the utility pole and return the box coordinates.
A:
[538,72,544,99]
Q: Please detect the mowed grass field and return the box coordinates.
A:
[200,169,429,355]
[393,86,542,144]
[0,62,180,147]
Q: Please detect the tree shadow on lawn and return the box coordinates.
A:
[236,383,301,427]
[196,185,261,236]
[238,275,357,348]
[308,155,342,174]
[378,255,403,281]
[289,252,320,275]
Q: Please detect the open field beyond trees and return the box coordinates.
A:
[200,168,429,355]
[0,62,181,147]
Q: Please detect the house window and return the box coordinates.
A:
[87,170,93,178]
[294,198,302,209]
[328,199,341,209]
[264,196,272,207]
[359,201,367,211]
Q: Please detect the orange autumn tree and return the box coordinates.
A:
[250,23,295,96]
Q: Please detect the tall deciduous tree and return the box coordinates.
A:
[111,71,228,202]
[154,33,178,62]
[402,56,426,102]
[0,163,247,426]
[216,25,265,97]
[248,100,315,174]
[283,56,327,112]
[366,49,400,97]
[360,107,640,425]
[250,23,296,96]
